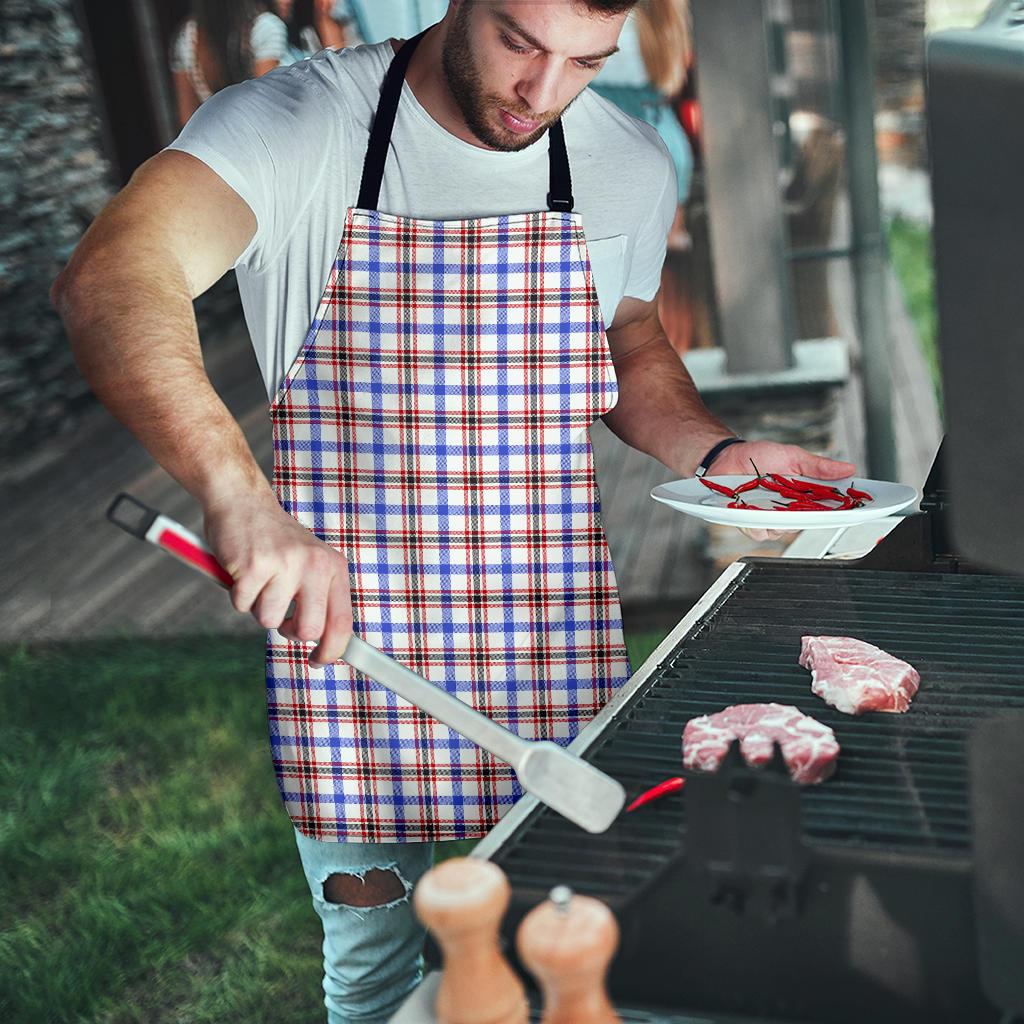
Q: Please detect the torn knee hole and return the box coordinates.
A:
[323,868,406,908]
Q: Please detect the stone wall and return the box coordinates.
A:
[0,0,115,463]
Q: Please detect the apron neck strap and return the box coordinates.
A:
[546,119,573,213]
[357,30,575,215]
[357,30,427,212]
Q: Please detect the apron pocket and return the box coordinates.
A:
[583,234,627,331]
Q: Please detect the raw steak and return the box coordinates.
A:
[799,636,920,716]
[682,703,839,785]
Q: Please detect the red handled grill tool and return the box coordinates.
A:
[106,493,627,834]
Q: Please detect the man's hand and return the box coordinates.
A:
[203,492,353,667]
[709,439,855,481]
[708,440,857,542]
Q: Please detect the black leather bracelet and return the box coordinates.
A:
[695,436,745,478]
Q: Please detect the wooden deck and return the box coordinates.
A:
[1,239,940,644]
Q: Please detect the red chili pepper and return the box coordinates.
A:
[699,477,737,498]
[775,474,844,499]
[762,480,819,501]
[734,478,762,494]
[728,500,771,509]
[847,485,873,502]
[626,777,686,812]
[781,498,833,511]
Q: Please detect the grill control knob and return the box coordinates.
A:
[516,886,621,1024]
[413,857,528,1024]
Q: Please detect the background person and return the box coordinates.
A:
[170,0,289,128]
[592,0,693,208]
[275,0,351,63]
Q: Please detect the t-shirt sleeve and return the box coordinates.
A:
[251,11,289,63]
[169,23,190,74]
[623,136,678,302]
[165,65,337,273]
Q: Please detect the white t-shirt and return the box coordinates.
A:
[170,13,289,102]
[168,40,676,398]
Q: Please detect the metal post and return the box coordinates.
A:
[691,0,795,374]
[836,0,898,480]
[129,0,177,148]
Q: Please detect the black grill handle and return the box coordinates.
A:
[684,740,809,923]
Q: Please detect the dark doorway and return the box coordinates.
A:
[73,0,188,184]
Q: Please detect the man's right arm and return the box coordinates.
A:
[51,150,352,664]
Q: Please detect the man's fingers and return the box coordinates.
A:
[796,454,857,480]
[280,584,329,646]
[251,574,299,630]
[230,566,272,616]
[309,572,354,667]
[740,526,799,542]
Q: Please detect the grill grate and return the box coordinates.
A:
[493,563,1024,898]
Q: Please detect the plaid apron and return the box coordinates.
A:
[266,32,630,841]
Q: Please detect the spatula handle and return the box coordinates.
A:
[342,636,527,766]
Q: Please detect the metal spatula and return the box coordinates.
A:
[107,493,626,834]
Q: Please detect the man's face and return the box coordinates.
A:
[441,1,627,151]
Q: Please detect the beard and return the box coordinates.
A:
[441,5,563,151]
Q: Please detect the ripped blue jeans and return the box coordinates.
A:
[293,827,436,1024]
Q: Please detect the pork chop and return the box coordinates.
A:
[682,703,840,785]
[799,635,920,715]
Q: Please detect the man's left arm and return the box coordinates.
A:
[602,294,856,482]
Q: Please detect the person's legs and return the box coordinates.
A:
[293,827,435,1024]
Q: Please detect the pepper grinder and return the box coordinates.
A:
[413,857,528,1024]
[516,885,621,1024]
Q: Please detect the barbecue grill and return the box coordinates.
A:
[396,8,1024,1022]
[471,447,1023,1022]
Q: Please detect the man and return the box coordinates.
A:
[53,2,855,1020]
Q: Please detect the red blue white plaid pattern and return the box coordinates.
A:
[267,209,630,841]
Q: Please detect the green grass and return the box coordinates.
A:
[1,631,666,1023]
[887,216,942,413]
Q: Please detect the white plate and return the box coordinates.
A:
[650,476,920,530]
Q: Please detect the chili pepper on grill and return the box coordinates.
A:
[626,776,686,812]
